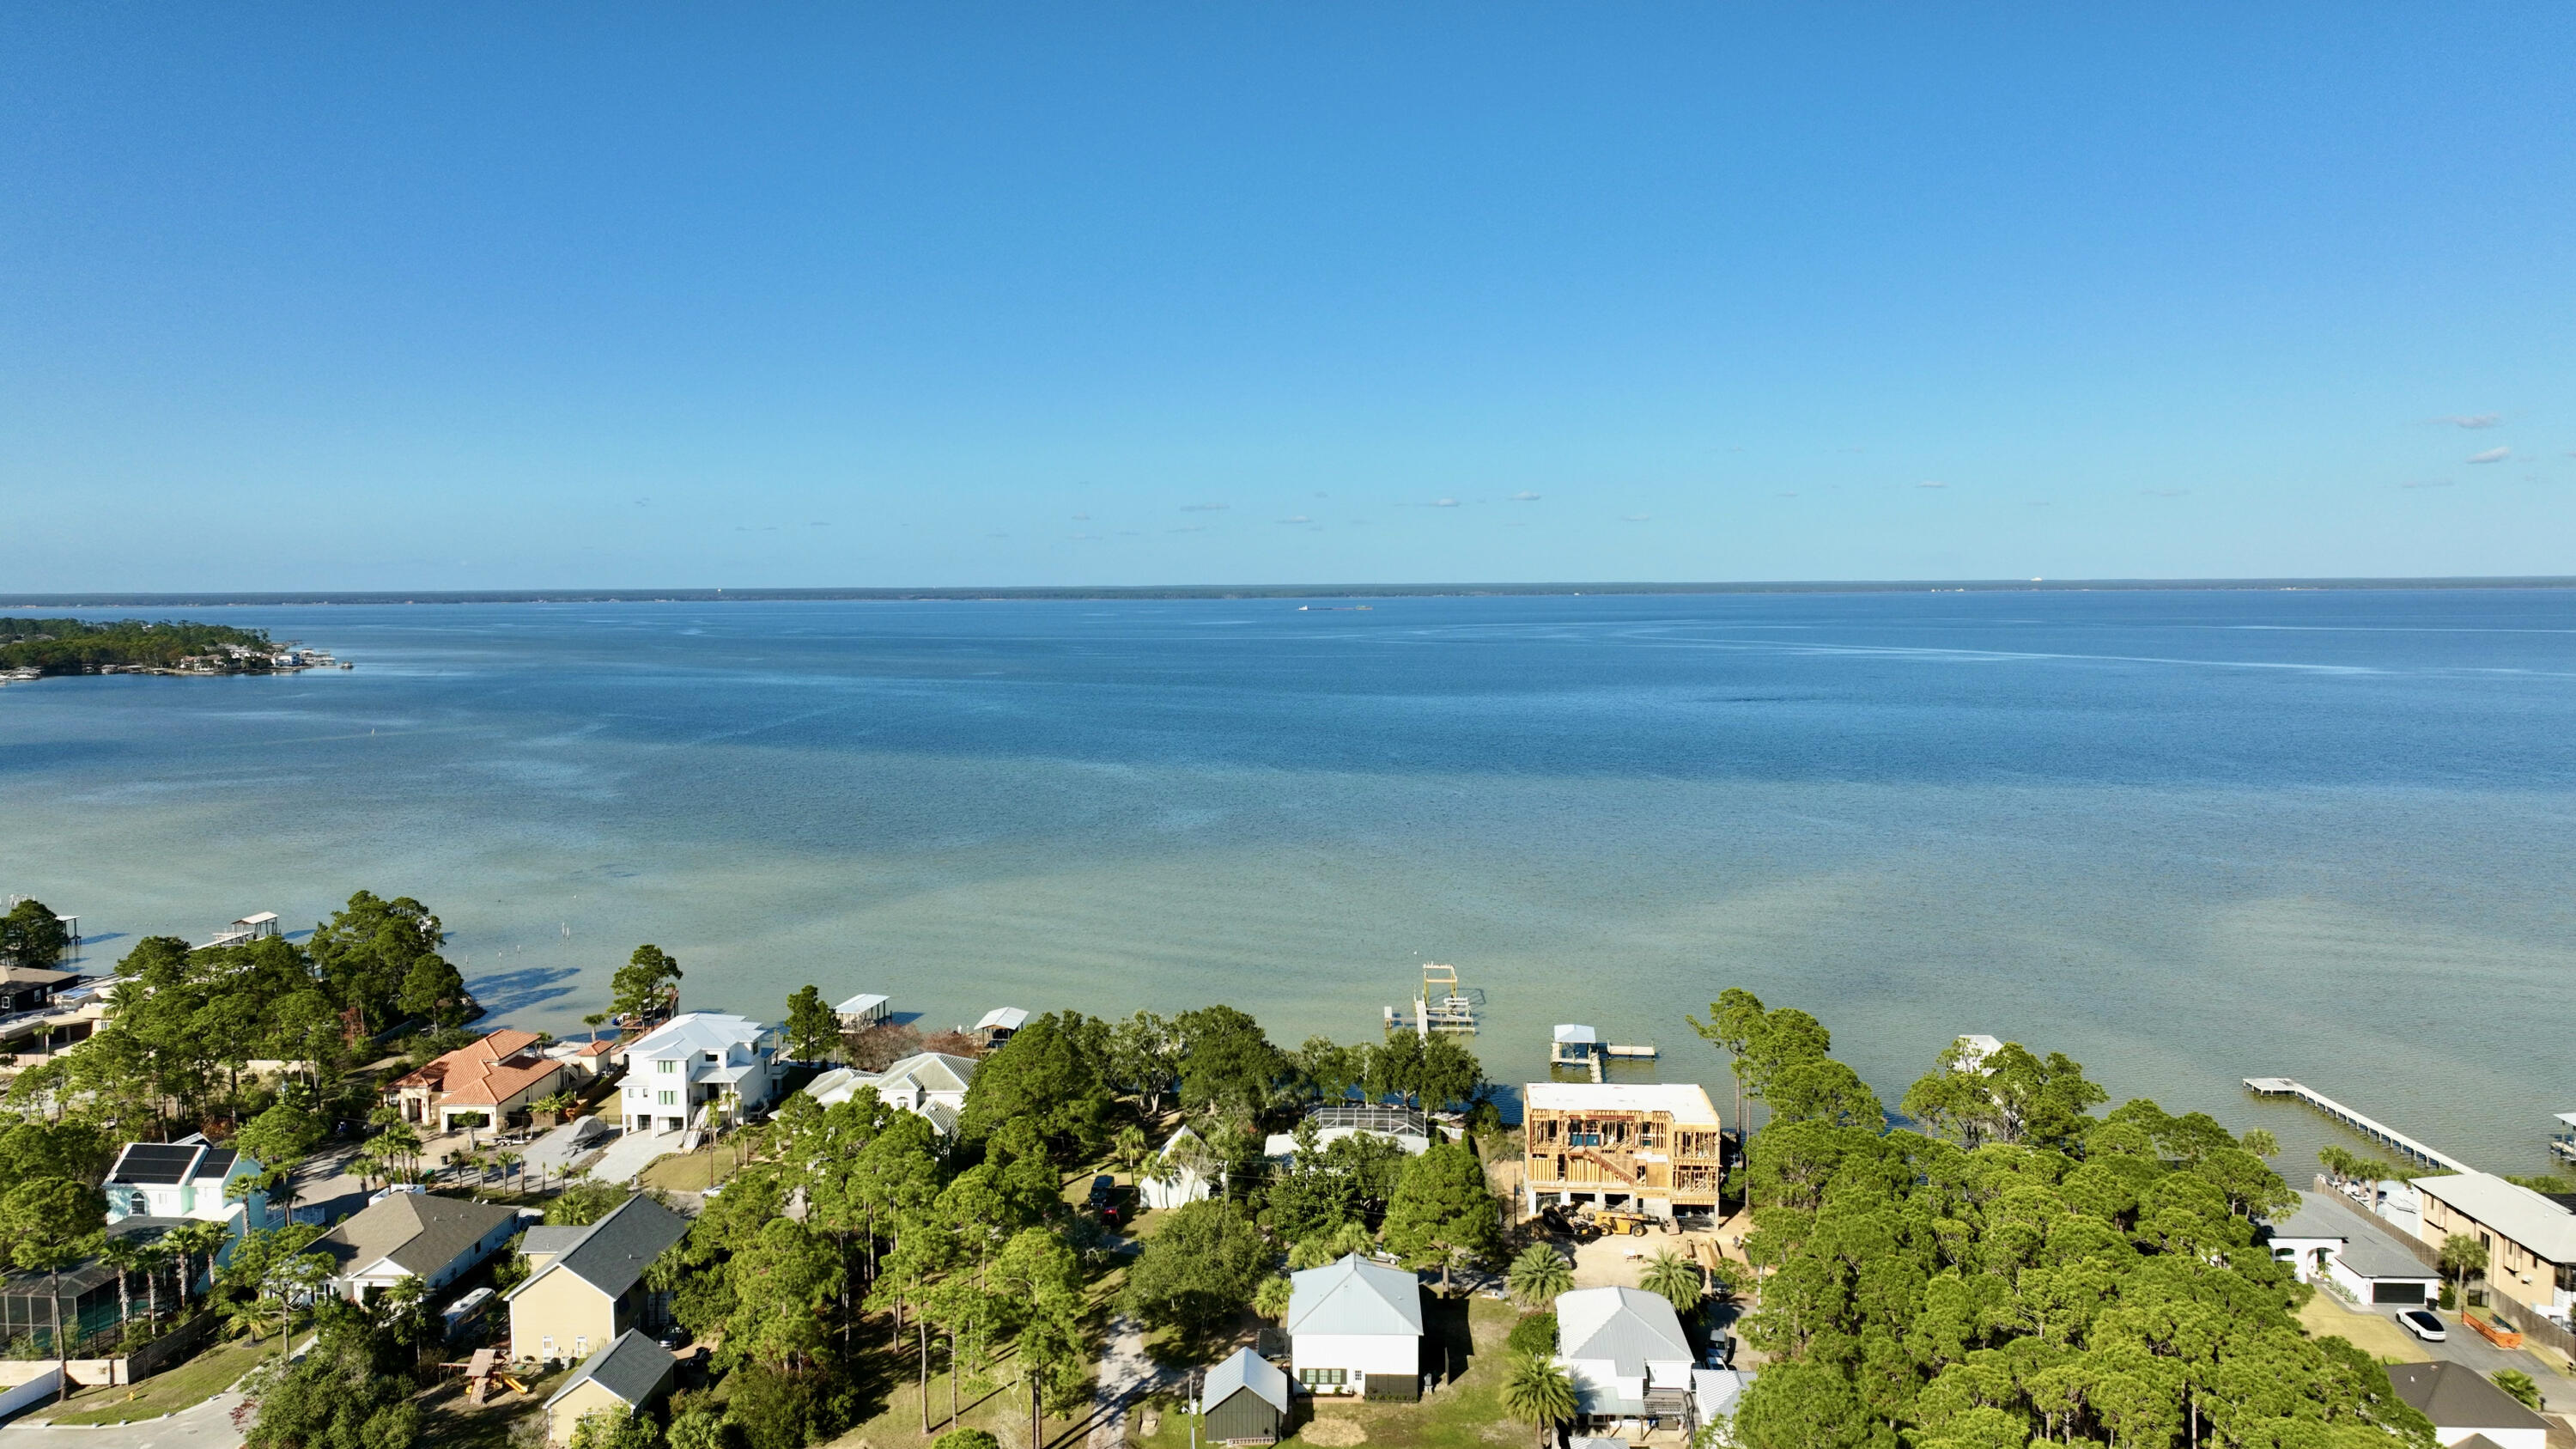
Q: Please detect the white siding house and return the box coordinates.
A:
[1286,1254,1422,1398]
[1554,1287,1695,1426]
[616,1013,783,1135]
[1139,1124,1218,1210]
[806,1052,978,1135]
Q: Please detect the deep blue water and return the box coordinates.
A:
[4,590,2572,1170]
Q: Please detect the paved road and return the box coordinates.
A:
[0,1392,245,1449]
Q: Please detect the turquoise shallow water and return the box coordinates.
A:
[3,591,2572,1173]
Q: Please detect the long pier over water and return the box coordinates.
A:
[2244,1077,2472,1173]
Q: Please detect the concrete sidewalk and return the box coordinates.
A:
[584,1127,681,1185]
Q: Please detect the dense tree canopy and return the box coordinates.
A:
[0,617,283,674]
[1718,998,2433,1449]
[0,898,70,970]
[1122,1199,1272,1336]
[958,1014,1114,1158]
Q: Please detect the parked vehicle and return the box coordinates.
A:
[2397,1309,2445,1342]
[1086,1174,1121,1224]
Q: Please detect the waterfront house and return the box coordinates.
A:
[544,1330,677,1445]
[806,1051,978,1135]
[972,1007,1030,1047]
[2262,1192,2442,1306]
[1554,1287,1697,1432]
[0,965,75,1016]
[833,993,890,1031]
[1139,1124,1218,1210]
[1261,1103,1434,1165]
[505,1193,690,1364]
[542,1037,620,1086]
[2384,1361,2550,1449]
[1521,1081,1726,1225]
[313,1192,521,1302]
[102,1135,268,1233]
[1201,1348,1291,1445]
[2409,1172,2576,1326]
[1285,1253,1422,1399]
[615,1013,783,1135]
[388,1029,567,1131]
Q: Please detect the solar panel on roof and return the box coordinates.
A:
[113,1145,200,1184]
[196,1148,238,1178]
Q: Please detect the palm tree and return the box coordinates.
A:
[1507,1243,1573,1308]
[169,1220,228,1307]
[1500,1351,1576,1449]
[99,1234,142,1334]
[1254,1275,1295,1323]
[131,1239,167,1325]
[1113,1123,1150,1173]
[1640,1249,1704,1314]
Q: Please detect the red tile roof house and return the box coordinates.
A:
[389,1030,568,1132]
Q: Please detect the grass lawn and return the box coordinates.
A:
[2296,1295,2432,1365]
[419,1365,568,1449]
[639,1148,753,1193]
[1133,1297,1525,1449]
[38,1334,284,1425]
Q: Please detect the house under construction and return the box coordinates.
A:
[1521,1080,1728,1224]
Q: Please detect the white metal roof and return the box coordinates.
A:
[1522,1081,1722,1125]
[1556,1287,1692,1373]
[2412,1172,2576,1263]
[1287,1254,1423,1338]
[2554,1111,2576,1129]
[835,992,889,1014]
[1552,1024,1599,1044]
[975,1006,1030,1032]
[625,1012,768,1059]
[237,911,280,926]
[1205,1348,1291,1415]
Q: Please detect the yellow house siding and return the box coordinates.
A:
[510,1269,617,1362]
[545,1379,632,1445]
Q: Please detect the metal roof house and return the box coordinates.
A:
[614,1012,784,1136]
[1202,1348,1292,1445]
[1286,1253,1422,1400]
[544,1329,677,1445]
[1554,1287,1696,1425]
[2384,1361,2551,1449]
[807,1051,979,1135]
[2411,1172,2576,1327]
[1139,1124,1218,1210]
[313,1191,522,1301]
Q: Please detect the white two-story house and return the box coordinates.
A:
[616,1013,784,1135]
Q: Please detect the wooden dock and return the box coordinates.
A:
[1550,1025,1658,1082]
[2242,1077,2471,1174]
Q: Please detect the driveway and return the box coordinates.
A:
[2307,1294,2576,1415]
[584,1127,680,1185]
[0,1391,245,1449]
[1082,1314,1171,1449]
[522,1117,617,1180]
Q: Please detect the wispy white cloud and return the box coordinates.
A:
[1621,514,1652,521]
[2468,447,2511,464]
[2433,413,2502,429]
[1508,491,1540,502]
[1276,515,1311,524]
[1430,497,1461,508]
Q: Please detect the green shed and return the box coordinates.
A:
[1202,1348,1291,1445]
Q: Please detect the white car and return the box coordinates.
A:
[2397,1308,2445,1342]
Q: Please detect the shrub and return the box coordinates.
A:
[1507,1311,1558,1358]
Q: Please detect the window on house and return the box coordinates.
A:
[1298,1367,1346,1386]
[657,1059,677,1074]
[542,1336,555,1355]
[658,1090,677,1106]
[575,1336,587,1355]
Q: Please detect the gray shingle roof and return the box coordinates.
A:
[518,1226,589,1260]
[544,1330,676,1409]
[2385,1361,2550,1434]
[1206,1348,1291,1415]
[508,1193,689,1303]
[1286,1254,1423,1337]
[318,1193,518,1278]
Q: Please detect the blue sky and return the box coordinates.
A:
[4,4,2571,590]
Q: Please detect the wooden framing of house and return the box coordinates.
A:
[1519,1081,1726,1221]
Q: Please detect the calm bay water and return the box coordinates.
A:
[3,591,2572,1172]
